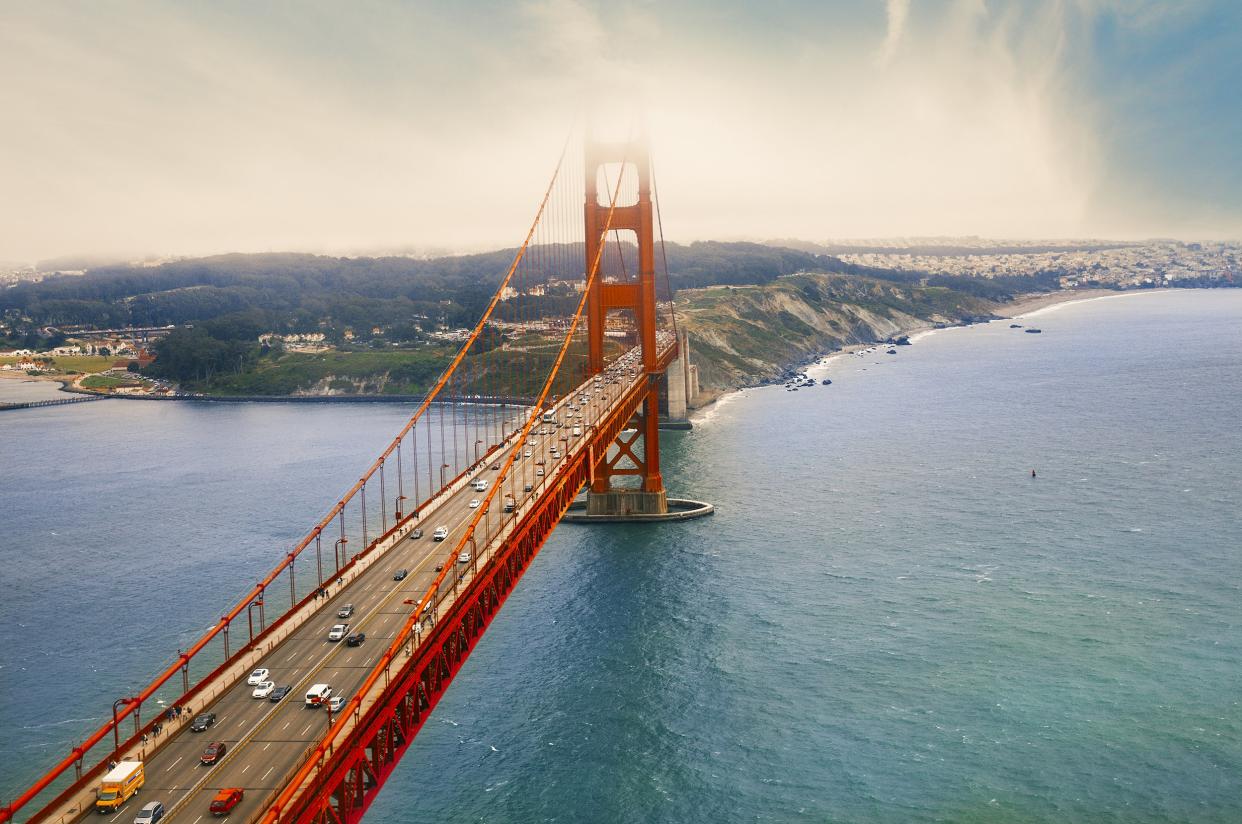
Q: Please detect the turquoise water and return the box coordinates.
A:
[2,290,1240,822]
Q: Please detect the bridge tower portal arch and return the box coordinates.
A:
[583,139,668,516]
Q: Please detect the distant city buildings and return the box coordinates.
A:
[837,240,1238,288]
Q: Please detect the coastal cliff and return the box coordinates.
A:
[675,272,999,396]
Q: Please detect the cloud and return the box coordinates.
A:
[0,0,1237,263]
[877,0,911,66]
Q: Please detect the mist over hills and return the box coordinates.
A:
[0,242,929,333]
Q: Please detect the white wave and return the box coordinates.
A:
[23,715,105,730]
[690,388,746,427]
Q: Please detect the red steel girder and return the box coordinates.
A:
[271,347,672,824]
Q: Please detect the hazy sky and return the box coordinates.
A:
[2,0,1239,263]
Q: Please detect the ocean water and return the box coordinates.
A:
[2,290,1240,822]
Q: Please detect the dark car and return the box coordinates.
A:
[189,712,216,732]
[393,569,408,581]
[411,528,423,539]
[269,686,292,702]
[200,741,227,765]
[345,633,366,647]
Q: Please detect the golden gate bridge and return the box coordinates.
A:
[3,132,710,824]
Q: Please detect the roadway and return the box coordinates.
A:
[85,345,657,824]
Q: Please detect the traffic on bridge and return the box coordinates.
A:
[6,135,701,824]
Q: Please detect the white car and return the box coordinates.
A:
[327,695,346,713]
[524,449,532,458]
[246,668,270,686]
[305,683,332,707]
[457,550,471,564]
[469,498,481,508]
[536,467,545,476]
[433,526,448,541]
[328,624,348,641]
[252,680,275,699]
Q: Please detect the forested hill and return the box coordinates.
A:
[0,242,923,335]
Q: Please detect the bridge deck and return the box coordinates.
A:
[46,340,671,824]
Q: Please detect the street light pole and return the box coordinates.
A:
[315,531,323,588]
[111,697,133,759]
[247,598,264,642]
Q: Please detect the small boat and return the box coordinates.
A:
[1009,323,1023,328]
[1024,328,1042,334]
[821,379,832,385]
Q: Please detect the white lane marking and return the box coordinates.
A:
[238,718,247,726]
[165,755,183,772]
[262,766,274,781]
[262,742,272,751]
[143,497,465,814]
[242,763,250,774]
[286,653,297,662]
[193,817,203,824]
[109,804,130,822]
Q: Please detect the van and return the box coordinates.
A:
[305,683,333,707]
[96,761,144,813]
[472,478,487,492]
[541,411,554,423]
[572,426,582,437]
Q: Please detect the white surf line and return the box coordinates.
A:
[1014,288,1171,320]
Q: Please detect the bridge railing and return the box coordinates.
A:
[256,139,642,824]
[5,140,584,824]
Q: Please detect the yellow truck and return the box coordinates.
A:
[95,760,144,813]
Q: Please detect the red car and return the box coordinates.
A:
[209,788,243,816]
[200,741,227,766]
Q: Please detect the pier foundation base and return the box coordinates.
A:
[563,492,714,523]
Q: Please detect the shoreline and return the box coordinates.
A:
[688,287,1177,425]
[0,287,1192,412]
